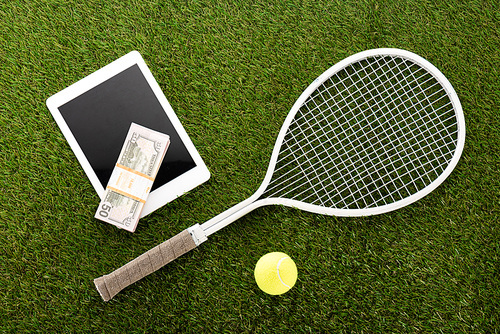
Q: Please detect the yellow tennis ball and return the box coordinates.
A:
[254,252,297,295]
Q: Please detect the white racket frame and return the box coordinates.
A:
[193,48,465,241]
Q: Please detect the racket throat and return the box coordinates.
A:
[200,194,266,237]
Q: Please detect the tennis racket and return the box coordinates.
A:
[94,48,465,301]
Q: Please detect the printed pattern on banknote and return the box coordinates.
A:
[95,123,170,232]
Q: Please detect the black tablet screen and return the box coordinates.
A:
[58,64,196,190]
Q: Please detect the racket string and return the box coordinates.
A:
[275,114,458,208]
[288,129,328,207]
[270,130,458,209]
[262,55,459,209]
[266,60,454,206]
[362,56,440,193]
[267,68,430,184]
[302,90,367,207]
[266,109,457,208]
[382,57,451,182]
[271,59,437,170]
[336,55,420,204]
[268,96,454,200]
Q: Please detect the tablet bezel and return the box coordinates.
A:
[46,51,210,218]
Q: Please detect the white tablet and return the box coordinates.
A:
[46,51,210,217]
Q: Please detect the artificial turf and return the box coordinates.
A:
[1,0,499,332]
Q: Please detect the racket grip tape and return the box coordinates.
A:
[94,229,196,301]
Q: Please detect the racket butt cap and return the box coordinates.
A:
[94,276,111,301]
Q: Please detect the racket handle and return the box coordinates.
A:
[94,226,205,301]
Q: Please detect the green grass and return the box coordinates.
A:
[1,0,499,332]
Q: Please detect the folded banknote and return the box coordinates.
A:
[95,123,170,232]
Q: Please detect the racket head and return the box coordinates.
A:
[256,48,465,216]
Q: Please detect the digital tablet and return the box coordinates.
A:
[46,51,210,218]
